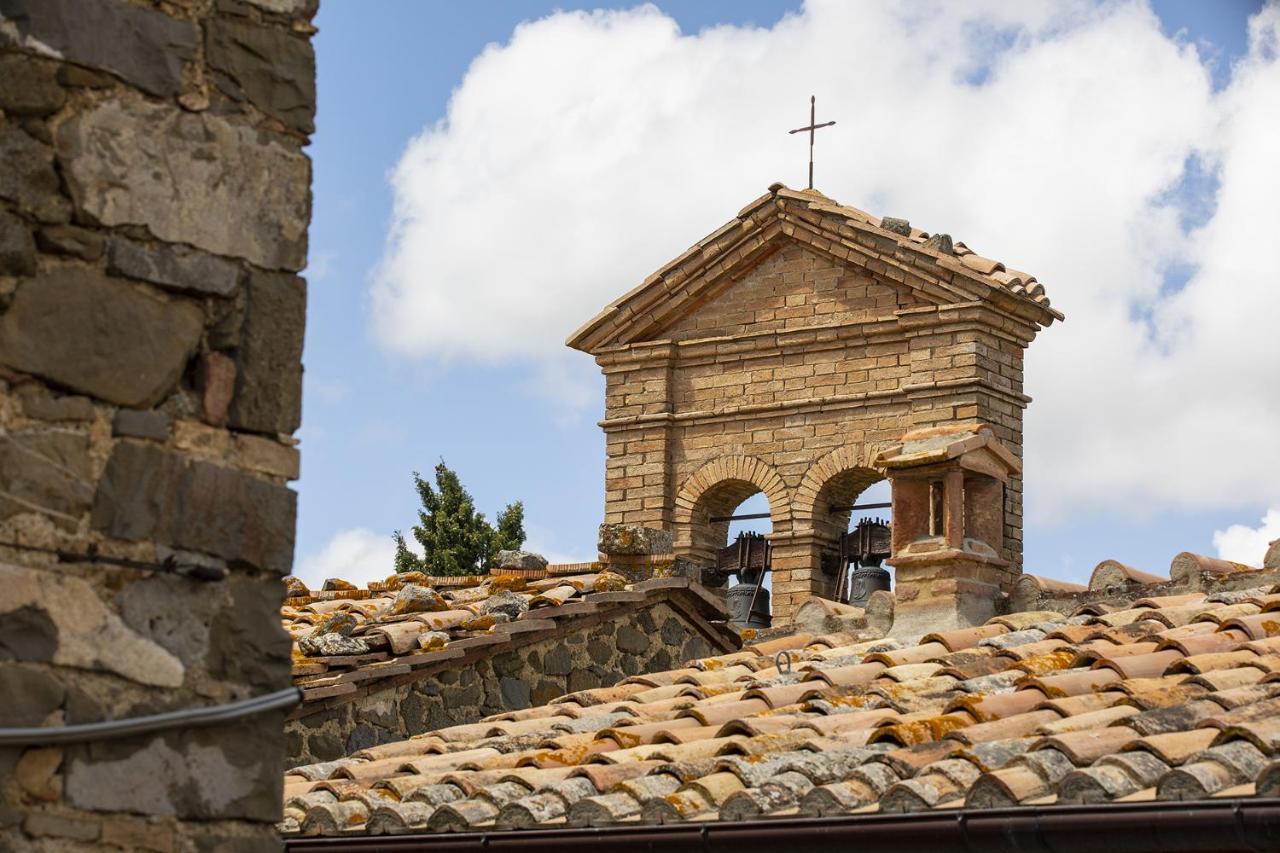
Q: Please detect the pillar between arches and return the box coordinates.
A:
[767,529,833,625]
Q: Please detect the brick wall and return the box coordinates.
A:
[0,1,315,849]
[595,240,1043,623]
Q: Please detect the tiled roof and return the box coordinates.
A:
[279,577,1280,839]
[567,183,1061,353]
[284,568,737,710]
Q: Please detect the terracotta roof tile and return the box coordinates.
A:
[283,570,737,711]
[279,572,1280,839]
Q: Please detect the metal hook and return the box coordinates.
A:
[774,650,793,674]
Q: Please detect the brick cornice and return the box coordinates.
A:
[593,304,1038,373]
[599,377,1031,433]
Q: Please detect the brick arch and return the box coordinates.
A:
[673,455,793,563]
[793,445,887,542]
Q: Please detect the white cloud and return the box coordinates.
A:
[1214,507,1280,567]
[294,527,400,589]
[523,522,595,565]
[372,1,1280,523]
[293,524,597,589]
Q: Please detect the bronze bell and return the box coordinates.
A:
[848,563,891,607]
[837,518,892,606]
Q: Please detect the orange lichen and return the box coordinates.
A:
[870,714,970,746]
[604,729,643,749]
[419,634,448,651]
[1014,649,1077,676]
[488,575,528,593]
[816,692,872,709]
[594,571,628,592]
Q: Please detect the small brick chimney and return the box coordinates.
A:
[876,424,1021,636]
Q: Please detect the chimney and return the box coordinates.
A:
[875,424,1021,636]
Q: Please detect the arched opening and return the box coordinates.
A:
[686,478,774,566]
[725,491,773,540]
[803,461,893,605]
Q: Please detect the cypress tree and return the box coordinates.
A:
[393,461,525,576]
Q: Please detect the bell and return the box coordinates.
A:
[726,581,771,628]
[848,563,891,607]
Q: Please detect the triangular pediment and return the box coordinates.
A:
[567,185,1060,354]
[660,239,934,343]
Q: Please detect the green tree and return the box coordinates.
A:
[393,461,525,576]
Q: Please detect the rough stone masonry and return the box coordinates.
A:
[0,0,317,850]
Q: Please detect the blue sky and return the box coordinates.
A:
[296,0,1277,588]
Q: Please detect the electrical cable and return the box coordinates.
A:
[0,539,228,581]
[0,687,302,746]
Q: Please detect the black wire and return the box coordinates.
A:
[0,687,302,745]
[0,539,228,581]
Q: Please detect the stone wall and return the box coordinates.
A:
[285,602,711,768]
[0,0,315,850]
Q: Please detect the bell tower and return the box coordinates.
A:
[568,183,1061,623]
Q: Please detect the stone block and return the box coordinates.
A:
[615,624,649,654]
[228,271,306,434]
[115,574,218,667]
[0,208,35,275]
[206,575,291,690]
[0,428,93,529]
[107,236,241,298]
[56,97,310,270]
[542,643,573,676]
[22,812,100,842]
[91,442,297,574]
[242,0,319,14]
[66,714,285,822]
[0,53,65,116]
[113,408,172,441]
[0,605,58,662]
[0,120,69,222]
[2,563,185,687]
[205,16,316,133]
[232,433,300,480]
[0,0,196,96]
[890,582,1001,639]
[494,549,548,570]
[480,590,528,621]
[15,746,63,802]
[499,676,530,709]
[1267,539,1280,570]
[1,665,65,726]
[34,224,106,260]
[598,523,673,556]
[100,814,175,853]
[345,723,376,753]
[15,385,95,422]
[392,584,447,615]
[197,352,237,427]
[0,269,203,407]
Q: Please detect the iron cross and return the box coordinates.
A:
[788,95,835,190]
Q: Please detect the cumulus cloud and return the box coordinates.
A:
[523,522,595,565]
[372,1,1280,523]
[294,527,400,589]
[1214,507,1280,567]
